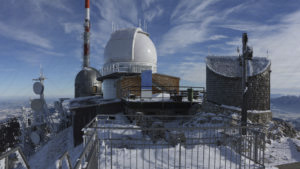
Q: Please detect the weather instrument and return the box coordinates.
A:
[33,82,44,95]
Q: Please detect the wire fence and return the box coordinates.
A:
[76,114,266,169]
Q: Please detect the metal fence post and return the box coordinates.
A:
[5,156,8,169]
[254,132,258,163]
[179,139,182,169]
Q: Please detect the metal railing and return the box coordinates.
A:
[80,114,265,169]
[121,86,206,102]
[0,146,30,169]
[55,118,99,169]
[73,131,99,169]
[56,151,72,169]
[101,63,155,76]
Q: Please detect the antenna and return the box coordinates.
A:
[112,22,114,32]
[33,64,46,83]
[267,50,269,58]
[138,19,141,28]
[39,64,43,77]
[83,0,91,68]
[237,46,240,56]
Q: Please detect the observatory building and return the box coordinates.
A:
[102,27,157,76]
[98,27,179,100]
[71,27,180,146]
[206,56,271,111]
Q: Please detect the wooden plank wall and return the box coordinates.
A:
[116,73,180,98]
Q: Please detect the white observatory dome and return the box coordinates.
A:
[102,27,157,76]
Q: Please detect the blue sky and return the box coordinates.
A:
[1,0,300,99]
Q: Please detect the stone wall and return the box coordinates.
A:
[206,65,271,110]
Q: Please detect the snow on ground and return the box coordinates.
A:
[265,137,300,168]
[1,102,299,169]
[96,114,263,169]
[28,127,82,169]
[0,108,25,122]
[99,143,254,169]
[5,114,299,169]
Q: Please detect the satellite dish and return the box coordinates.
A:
[31,99,44,112]
[30,131,40,145]
[33,82,44,95]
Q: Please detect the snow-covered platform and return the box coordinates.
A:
[71,114,266,169]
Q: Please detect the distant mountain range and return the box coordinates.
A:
[271,95,300,131]
[271,95,300,107]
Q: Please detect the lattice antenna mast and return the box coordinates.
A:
[143,19,147,32]
[138,19,141,28]
[83,0,91,68]
[241,33,253,135]
[33,64,46,84]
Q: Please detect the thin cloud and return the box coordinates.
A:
[144,6,164,23]
[142,0,157,9]
[0,22,52,49]
[93,0,138,26]
[168,61,206,85]
[159,16,216,55]
[219,10,300,92]
[30,0,72,13]
[159,0,221,56]
[0,68,16,72]
[209,35,227,41]
[159,0,300,94]
[171,0,219,24]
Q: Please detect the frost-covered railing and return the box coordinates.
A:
[101,63,155,76]
[73,131,98,169]
[121,86,206,102]
[56,151,72,169]
[81,114,265,169]
[0,146,30,169]
[55,120,99,169]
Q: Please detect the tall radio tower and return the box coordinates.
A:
[83,0,90,68]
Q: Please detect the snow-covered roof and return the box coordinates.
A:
[69,96,120,109]
[206,56,271,78]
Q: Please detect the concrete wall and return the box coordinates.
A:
[206,66,271,110]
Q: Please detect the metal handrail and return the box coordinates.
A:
[74,131,97,169]
[0,146,30,169]
[121,85,206,102]
[56,151,72,169]
[122,85,205,91]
